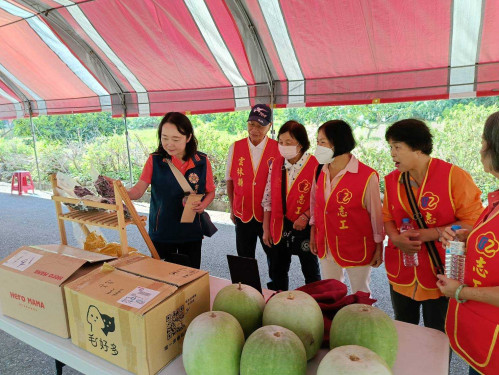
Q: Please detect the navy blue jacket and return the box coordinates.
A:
[148,152,207,243]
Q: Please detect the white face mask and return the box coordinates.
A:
[314,145,334,164]
[278,144,299,160]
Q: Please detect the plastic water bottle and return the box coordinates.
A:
[445,225,466,283]
[400,218,419,267]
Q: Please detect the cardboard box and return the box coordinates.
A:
[64,254,210,375]
[0,244,115,338]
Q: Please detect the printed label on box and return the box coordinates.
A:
[117,286,160,309]
[2,250,43,272]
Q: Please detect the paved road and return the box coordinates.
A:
[0,191,467,374]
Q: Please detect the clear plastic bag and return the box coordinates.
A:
[55,172,79,198]
[71,223,107,249]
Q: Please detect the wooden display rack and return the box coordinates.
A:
[50,174,159,259]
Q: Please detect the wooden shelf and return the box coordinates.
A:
[59,211,132,229]
[50,174,159,259]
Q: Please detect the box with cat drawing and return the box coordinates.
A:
[0,244,115,338]
[64,253,210,375]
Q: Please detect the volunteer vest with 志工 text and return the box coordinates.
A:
[384,158,455,289]
[269,155,319,244]
[314,162,378,267]
[446,207,499,374]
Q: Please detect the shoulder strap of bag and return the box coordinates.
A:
[166,159,194,194]
[315,164,323,182]
[401,172,444,274]
[281,164,287,216]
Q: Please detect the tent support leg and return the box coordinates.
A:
[28,106,41,187]
[270,84,275,139]
[122,108,134,188]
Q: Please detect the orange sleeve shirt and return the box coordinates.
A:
[383,165,483,300]
[139,154,216,193]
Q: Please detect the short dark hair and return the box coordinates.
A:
[483,112,499,172]
[385,119,433,155]
[155,112,198,161]
[278,120,310,153]
[318,120,356,156]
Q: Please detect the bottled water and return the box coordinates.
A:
[400,218,418,267]
[445,225,466,283]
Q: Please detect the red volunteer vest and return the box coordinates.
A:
[446,207,499,374]
[314,161,378,267]
[230,138,279,223]
[384,158,456,290]
[269,155,319,244]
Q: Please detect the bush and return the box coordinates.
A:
[194,122,245,189]
[434,103,497,199]
[2,103,497,205]
[0,137,33,180]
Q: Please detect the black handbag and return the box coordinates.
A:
[166,159,218,237]
[200,211,218,237]
[282,218,311,255]
[281,166,311,255]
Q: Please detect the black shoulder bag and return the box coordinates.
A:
[401,172,444,274]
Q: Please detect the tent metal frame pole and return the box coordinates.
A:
[232,0,276,138]
[28,102,41,185]
[270,87,275,139]
[122,102,133,188]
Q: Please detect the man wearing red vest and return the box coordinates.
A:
[383,119,482,334]
[225,104,279,283]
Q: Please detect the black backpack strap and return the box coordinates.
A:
[401,172,445,275]
[315,164,323,183]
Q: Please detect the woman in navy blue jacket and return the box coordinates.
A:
[127,112,215,269]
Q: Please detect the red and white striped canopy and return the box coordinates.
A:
[1,0,498,119]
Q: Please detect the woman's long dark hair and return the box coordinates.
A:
[155,112,198,161]
[483,111,499,172]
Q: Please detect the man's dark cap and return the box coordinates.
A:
[247,104,272,126]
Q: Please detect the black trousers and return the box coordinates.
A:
[389,285,449,332]
[153,240,202,269]
[469,366,480,375]
[234,217,274,287]
[269,235,321,291]
[234,217,271,258]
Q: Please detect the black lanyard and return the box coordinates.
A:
[402,172,445,275]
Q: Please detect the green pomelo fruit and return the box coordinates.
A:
[240,325,307,375]
[329,304,398,367]
[262,290,324,360]
[182,311,245,375]
[317,345,392,375]
[212,282,265,338]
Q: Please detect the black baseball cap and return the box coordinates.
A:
[247,104,272,126]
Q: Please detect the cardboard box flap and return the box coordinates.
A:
[109,254,208,287]
[66,265,178,315]
[29,244,116,263]
[0,246,88,286]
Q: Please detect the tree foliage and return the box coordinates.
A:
[13,112,124,143]
[2,98,498,203]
